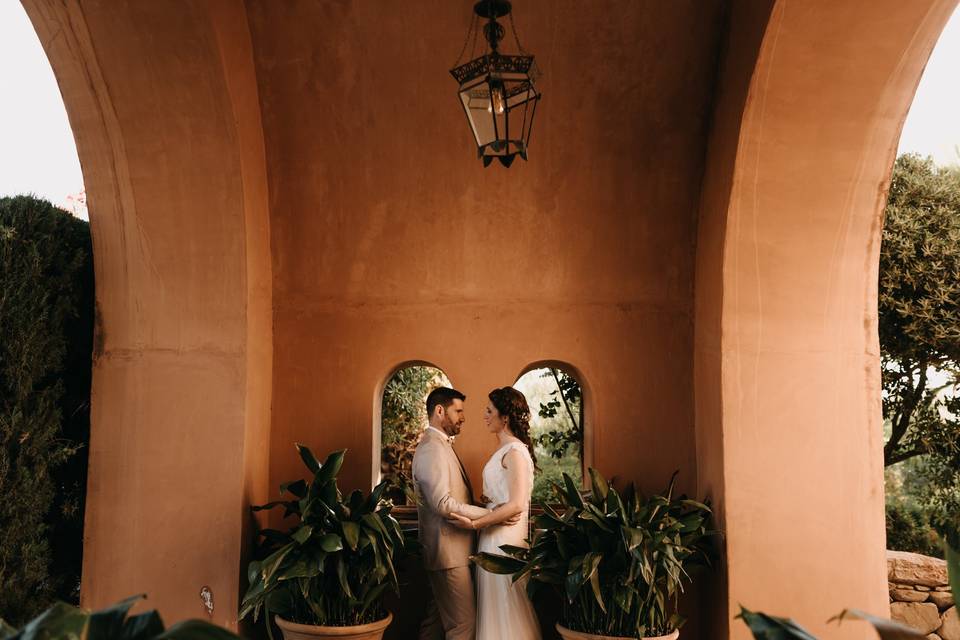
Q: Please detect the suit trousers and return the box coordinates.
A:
[419,565,476,640]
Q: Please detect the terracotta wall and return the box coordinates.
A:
[22,0,960,636]
[22,0,273,627]
[694,1,959,638]
[248,0,724,504]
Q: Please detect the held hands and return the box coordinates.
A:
[485,502,522,526]
[446,510,522,530]
[447,513,477,530]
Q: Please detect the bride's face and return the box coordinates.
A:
[483,402,508,434]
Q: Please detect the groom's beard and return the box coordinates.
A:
[443,417,463,437]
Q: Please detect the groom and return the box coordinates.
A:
[413,387,476,640]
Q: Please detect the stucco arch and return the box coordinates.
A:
[694,1,959,638]
[14,0,960,636]
[371,360,453,489]
[514,360,594,487]
[21,0,273,627]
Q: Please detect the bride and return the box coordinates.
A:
[449,386,541,640]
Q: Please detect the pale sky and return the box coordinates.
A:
[898,5,960,165]
[0,1,958,219]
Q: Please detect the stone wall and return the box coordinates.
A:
[888,551,957,639]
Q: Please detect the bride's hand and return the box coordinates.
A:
[447,513,477,530]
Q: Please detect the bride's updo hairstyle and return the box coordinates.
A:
[488,386,538,469]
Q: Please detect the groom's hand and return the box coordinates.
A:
[446,513,476,530]
[504,512,522,526]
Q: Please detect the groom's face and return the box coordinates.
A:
[440,399,466,437]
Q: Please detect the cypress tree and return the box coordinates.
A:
[0,195,93,624]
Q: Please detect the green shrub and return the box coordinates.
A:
[0,594,239,640]
[0,195,93,624]
[885,502,942,558]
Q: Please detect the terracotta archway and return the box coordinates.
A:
[17,0,959,637]
[21,0,273,627]
[694,1,959,638]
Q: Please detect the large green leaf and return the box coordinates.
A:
[279,479,308,498]
[277,556,321,581]
[471,552,526,575]
[0,618,17,640]
[342,521,360,550]
[361,513,390,539]
[736,606,818,640]
[261,544,294,583]
[119,611,165,640]
[621,526,644,552]
[946,540,960,611]
[563,473,584,509]
[250,500,297,515]
[319,533,343,552]
[360,583,389,615]
[86,594,144,639]
[830,610,925,639]
[335,556,355,600]
[589,468,608,502]
[583,552,605,613]
[295,443,322,474]
[16,602,87,640]
[367,481,387,511]
[155,620,240,639]
[291,525,313,545]
[317,449,346,484]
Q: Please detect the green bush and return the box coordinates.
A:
[0,594,239,640]
[885,502,942,559]
[0,195,93,624]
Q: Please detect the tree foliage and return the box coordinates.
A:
[0,196,93,624]
[879,155,960,474]
[534,368,582,460]
[380,366,445,504]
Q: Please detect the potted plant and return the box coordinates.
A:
[239,446,406,640]
[473,469,716,640]
[0,594,239,640]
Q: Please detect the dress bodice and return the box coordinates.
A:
[481,441,534,508]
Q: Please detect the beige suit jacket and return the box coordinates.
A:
[412,428,476,571]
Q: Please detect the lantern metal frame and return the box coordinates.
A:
[450,0,541,168]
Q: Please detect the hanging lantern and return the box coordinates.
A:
[450,0,541,168]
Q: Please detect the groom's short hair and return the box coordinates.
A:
[426,387,466,417]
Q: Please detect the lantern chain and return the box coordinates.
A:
[453,13,479,67]
[508,10,529,55]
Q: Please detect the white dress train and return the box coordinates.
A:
[476,441,541,640]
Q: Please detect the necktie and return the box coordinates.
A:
[450,443,475,504]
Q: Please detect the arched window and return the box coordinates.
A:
[514,365,585,504]
[379,364,451,505]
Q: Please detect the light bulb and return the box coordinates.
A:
[488,85,505,115]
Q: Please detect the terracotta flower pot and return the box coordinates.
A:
[275,613,393,640]
[556,623,679,640]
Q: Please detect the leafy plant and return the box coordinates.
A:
[0,594,238,640]
[1,196,93,621]
[473,469,716,637]
[535,368,582,461]
[380,366,445,504]
[880,155,960,471]
[239,446,406,636]
[884,502,942,558]
[737,606,927,640]
[738,531,960,640]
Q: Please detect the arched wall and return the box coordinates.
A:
[371,360,451,490]
[514,360,594,488]
[694,0,959,638]
[18,0,959,635]
[254,0,721,505]
[21,0,273,627]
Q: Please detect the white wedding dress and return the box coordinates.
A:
[476,441,542,640]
